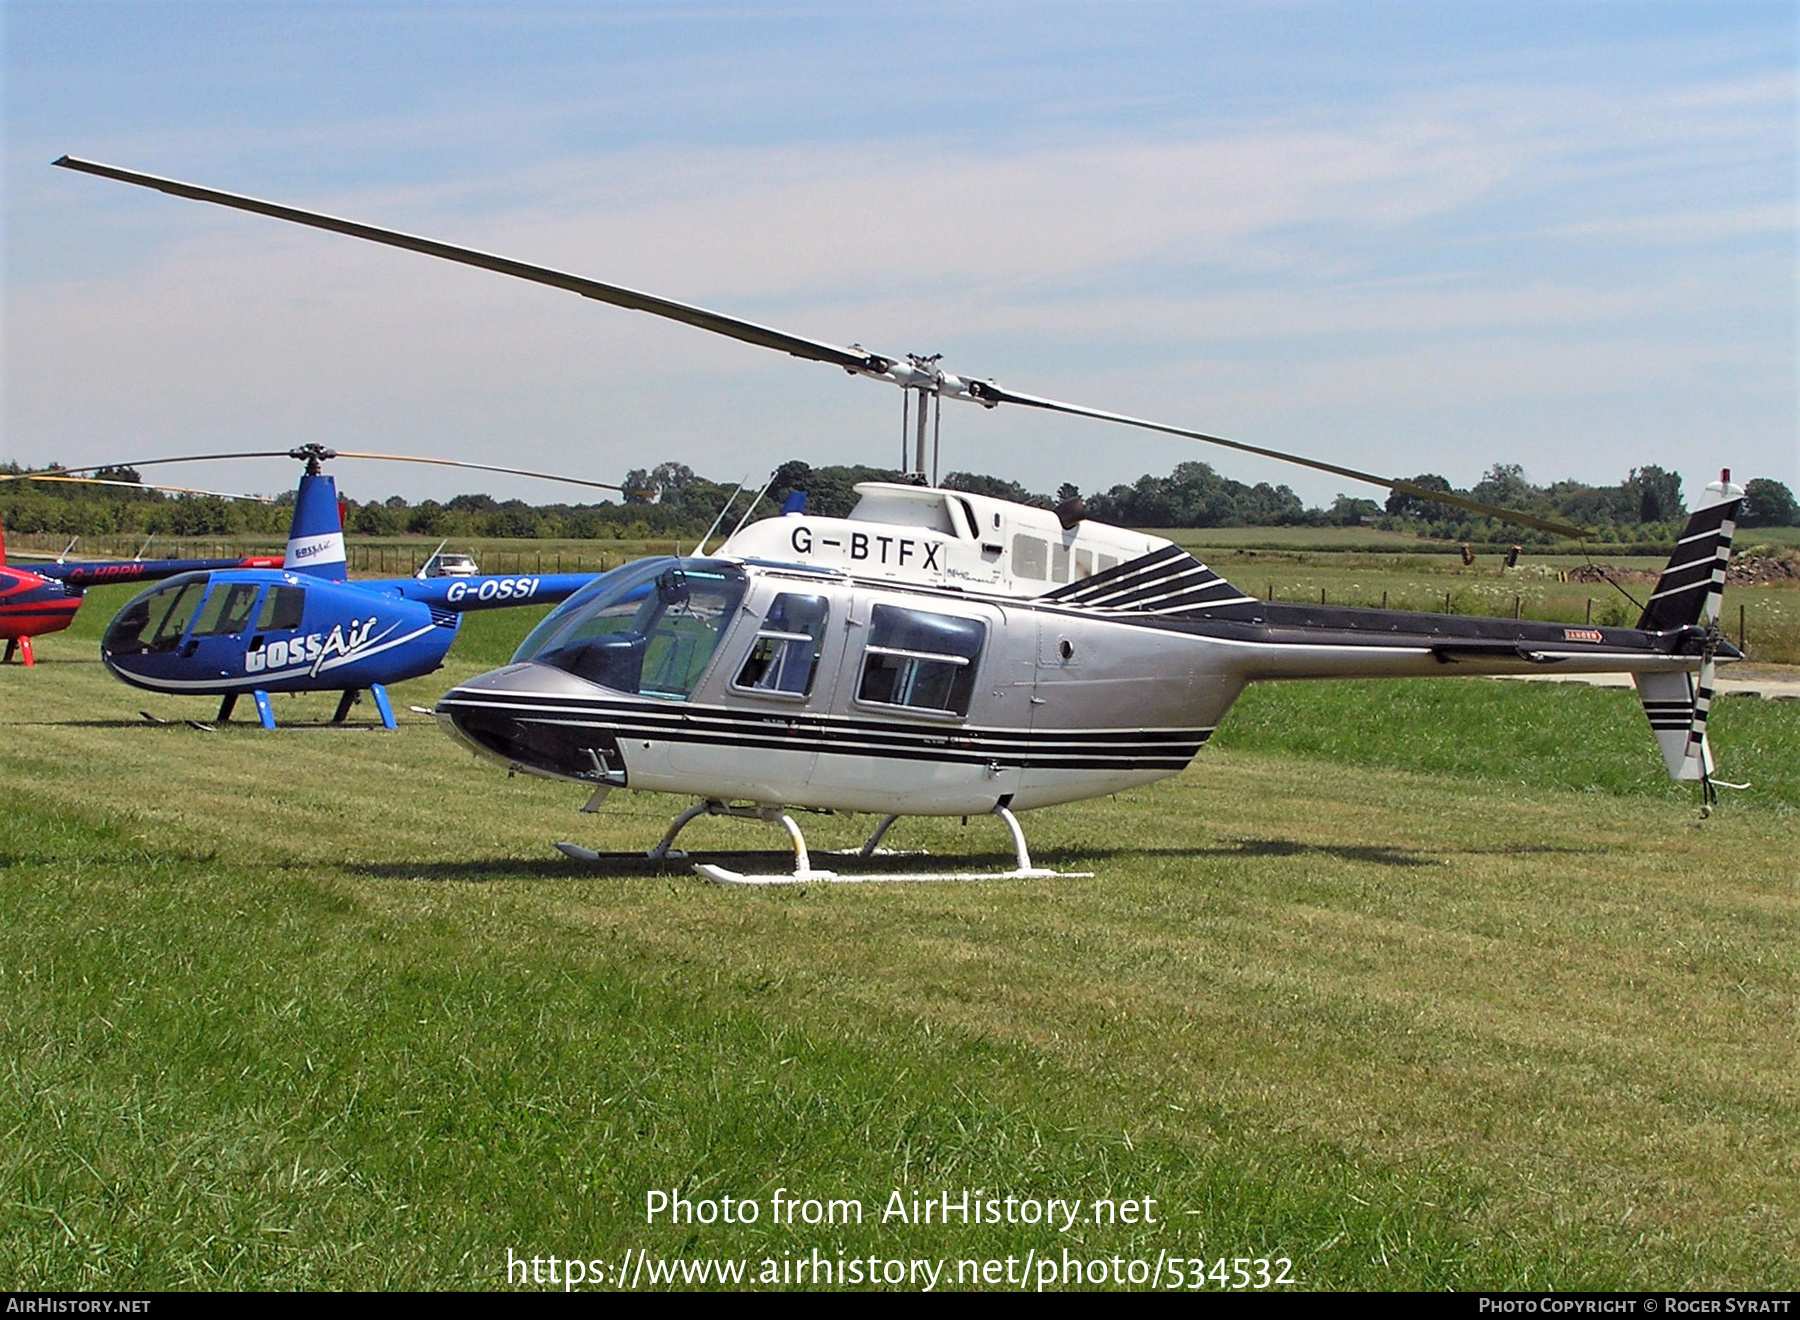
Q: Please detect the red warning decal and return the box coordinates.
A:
[1563,628,1604,643]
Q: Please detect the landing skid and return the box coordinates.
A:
[212,684,397,730]
[556,801,1093,885]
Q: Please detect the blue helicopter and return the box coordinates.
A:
[1,474,285,667]
[93,444,608,729]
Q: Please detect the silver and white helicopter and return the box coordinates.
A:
[55,157,1744,884]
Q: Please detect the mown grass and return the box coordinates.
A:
[1,589,1795,1291]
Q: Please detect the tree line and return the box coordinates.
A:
[3,458,1794,545]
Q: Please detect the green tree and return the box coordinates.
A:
[1624,465,1685,524]
[1741,477,1798,527]
[942,472,1049,508]
[1471,463,1537,510]
[1385,474,1455,520]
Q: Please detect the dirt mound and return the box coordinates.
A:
[1728,554,1800,586]
[1563,564,1656,585]
[1561,554,1799,587]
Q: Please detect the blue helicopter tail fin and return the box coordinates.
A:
[284,472,348,580]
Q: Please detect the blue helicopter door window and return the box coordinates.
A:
[255,587,306,632]
[191,583,261,637]
[856,604,986,717]
[245,585,306,664]
[733,593,829,698]
[142,579,208,654]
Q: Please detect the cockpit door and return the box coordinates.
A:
[669,580,839,786]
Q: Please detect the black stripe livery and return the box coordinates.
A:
[1639,499,1740,631]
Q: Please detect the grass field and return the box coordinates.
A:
[2,589,1796,1291]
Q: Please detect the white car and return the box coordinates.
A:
[422,552,479,577]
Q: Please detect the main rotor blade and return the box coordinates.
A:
[34,449,638,497]
[330,451,633,495]
[54,156,885,374]
[968,382,1589,538]
[55,155,1587,538]
[0,472,273,502]
[49,452,295,474]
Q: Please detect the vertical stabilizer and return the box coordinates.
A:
[1637,472,1742,633]
[284,472,348,580]
[1632,470,1743,782]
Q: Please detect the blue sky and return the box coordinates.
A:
[5,1,1795,509]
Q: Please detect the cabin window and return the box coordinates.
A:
[856,604,985,717]
[1051,543,1070,584]
[1076,549,1094,579]
[192,583,261,637]
[733,593,829,697]
[145,580,208,652]
[104,574,209,656]
[255,586,306,632]
[1012,534,1048,579]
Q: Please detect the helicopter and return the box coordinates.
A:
[51,156,1746,881]
[85,444,625,729]
[0,478,283,667]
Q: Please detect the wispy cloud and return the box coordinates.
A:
[7,2,1794,503]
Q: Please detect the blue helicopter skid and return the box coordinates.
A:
[369,683,396,730]
[252,689,276,730]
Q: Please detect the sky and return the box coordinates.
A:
[4,0,1796,511]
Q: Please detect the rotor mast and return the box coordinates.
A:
[877,352,988,485]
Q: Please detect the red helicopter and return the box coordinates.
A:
[0,480,282,665]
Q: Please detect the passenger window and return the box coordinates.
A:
[255,586,306,632]
[192,583,261,637]
[1012,535,1048,579]
[857,605,985,716]
[733,593,829,697]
